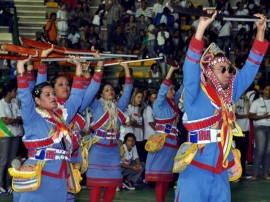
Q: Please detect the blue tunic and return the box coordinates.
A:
[175,36,269,202]
[145,79,182,182]
[79,77,133,187]
[16,75,84,202]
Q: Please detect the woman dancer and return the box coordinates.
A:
[14,56,84,202]
[145,65,182,202]
[78,63,133,202]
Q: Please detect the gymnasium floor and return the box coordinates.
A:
[1,180,270,202]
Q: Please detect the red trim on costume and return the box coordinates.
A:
[91,111,110,131]
[84,77,92,86]
[117,109,126,124]
[190,143,224,174]
[55,97,86,130]
[190,36,204,52]
[70,113,85,130]
[38,64,47,74]
[92,72,103,82]
[17,76,28,88]
[247,57,261,65]
[42,160,68,179]
[87,177,122,187]
[91,109,126,131]
[252,39,269,55]
[26,71,35,81]
[163,78,172,86]
[145,173,175,182]
[186,54,200,63]
[24,134,54,149]
[72,76,85,89]
[155,117,175,124]
[164,142,179,149]
[125,77,133,84]
[184,111,222,131]
[224,159,235,170]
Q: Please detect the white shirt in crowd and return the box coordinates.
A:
[235,9,249,16]
[237,23,250,32]
[250,97,270,127]
[235,96,250,132]
[121,144,139,165]
[147,24,156,41]
[152,3,165,17]
[68,32,80,44]
[124,105,144,141]
[213,21,232,37]
[143,105,155,140]
[157,31,169,46]
[0,98,23,136]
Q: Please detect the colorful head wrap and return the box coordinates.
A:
[200,43,237,82]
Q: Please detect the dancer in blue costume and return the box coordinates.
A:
[145,65,182,202]
[14,57,85,202]
[29,47,102,201]
[175,11,268,202]
[78,63,133,202]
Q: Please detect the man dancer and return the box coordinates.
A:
[175,11,268,202]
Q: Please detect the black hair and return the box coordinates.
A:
[151,63,157,70]
[260,80,270,91]
[2,80,17,97]
[50,75,70,88]
[50,12,56,18]
[124,133,136,143]
[32,82,51,98]
[98,82,114,99]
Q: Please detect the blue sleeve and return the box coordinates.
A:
[64,76,85,123]
[36,64,48,85]
[36,73,47,85]
[17,76,37,126]
[183,37,204,113]
[118,82,133,111]
[155,81,170,110]
[174,84,184,105]
[79,73,102,113]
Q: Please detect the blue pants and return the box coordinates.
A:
[175,164,230,202]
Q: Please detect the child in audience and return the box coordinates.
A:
[121,133,145,190]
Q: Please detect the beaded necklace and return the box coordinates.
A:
[100,98,119,132]
[204,65,236,122]
[35,106,73,151]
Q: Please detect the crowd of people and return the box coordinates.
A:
[0,0,270,202]
[40,0,270,71]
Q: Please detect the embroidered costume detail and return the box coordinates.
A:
[38,65,47,74]
[17,76,28,88]
[26,71,35,82]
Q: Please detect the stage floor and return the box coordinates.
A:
[1,179,270,202]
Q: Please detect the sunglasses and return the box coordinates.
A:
[214,67,234,74]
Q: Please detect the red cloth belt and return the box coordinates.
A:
[24,137,54,149]
[183,110,222,131]
[155,117,175,125]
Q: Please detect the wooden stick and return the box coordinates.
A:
[20,37,138,58]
